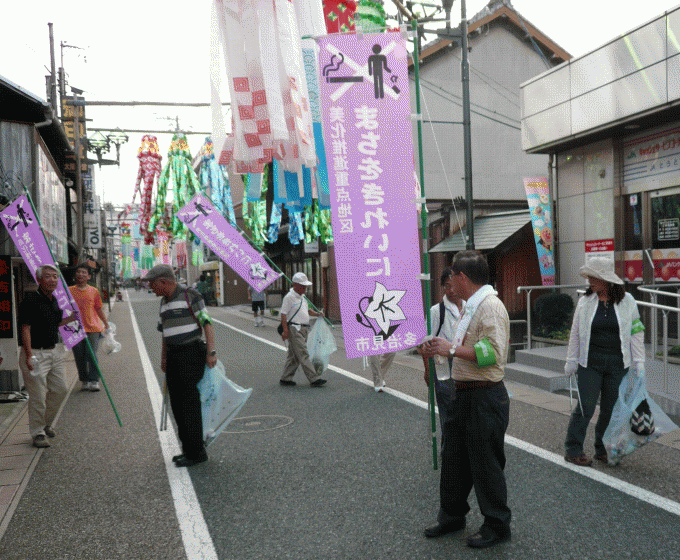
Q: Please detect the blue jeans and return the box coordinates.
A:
[564,351,627,457]
[72,333,102,383]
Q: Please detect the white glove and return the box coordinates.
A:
[564,360,578,376]
[633,361,645,379]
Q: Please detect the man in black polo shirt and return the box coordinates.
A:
[19,264,77,448]
[144,264,217,467]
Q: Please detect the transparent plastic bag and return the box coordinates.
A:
[307,319,337,376]
[603,370,679,465]
[198,360,252,446]
[101,323,121,354]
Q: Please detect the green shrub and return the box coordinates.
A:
[533,292,574,338]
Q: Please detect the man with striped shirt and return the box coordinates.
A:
[144,264,217,467]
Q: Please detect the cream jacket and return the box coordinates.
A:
[565,292,645,373]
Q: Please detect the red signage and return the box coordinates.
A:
[0,256,14,338]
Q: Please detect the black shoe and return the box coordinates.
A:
[172,454,185,463]
[175,455,208,467]
[466,526,511,549]
[279,380,296,386]
[423,519,465,538]
[310,379,327,387]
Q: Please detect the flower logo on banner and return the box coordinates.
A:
[249,262,268,280]
[356,282,406,339]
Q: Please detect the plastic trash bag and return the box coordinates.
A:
[307,319,337,376]
[603,369,679,465]
[198,360,252,446]
[101,323,121,354]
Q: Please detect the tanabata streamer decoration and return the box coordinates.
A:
[200,137,236,227]
[267,202,283,243]
[120,223,132,278]
[242,170,268,248]
[141,244,154,270]
[354,0,386,32]
[323,0,357,33]
[176,240,187,268]
[210,0,316,176]
[136,135,163,244]
[150,134,203,240]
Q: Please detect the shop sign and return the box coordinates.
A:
[0,256,14,339]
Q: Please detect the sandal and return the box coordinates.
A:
[564,453,593,467]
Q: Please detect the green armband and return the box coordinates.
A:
[474,338,497,367]
[631,319,645,335]
[197,309,213,325]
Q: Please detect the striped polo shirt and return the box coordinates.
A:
[157,286,212,346]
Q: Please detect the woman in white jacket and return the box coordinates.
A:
[563,257,645,466]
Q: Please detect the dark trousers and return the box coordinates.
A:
[565,352,627,457]
[166,340,207,460]
[72,333,101,383]
[439,382,511,533]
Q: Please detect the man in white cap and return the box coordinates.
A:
[279,272,327,387]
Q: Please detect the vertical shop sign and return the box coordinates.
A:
[524,177,555,286]
[0,256,14,338]
[318,32,426,359]
[83,172,102,249]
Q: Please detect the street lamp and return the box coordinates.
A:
[84,129,129,167]
[107,128,129,164]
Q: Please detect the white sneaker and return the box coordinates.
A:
[82,382,92,391]
[90,382,100,392]
[374,381,386,393]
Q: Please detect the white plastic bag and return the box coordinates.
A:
[307,319,337,376]
[101,323,121,354]
[603,370,679,465]
[198,360,252,446]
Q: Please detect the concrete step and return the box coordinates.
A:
[504,362,571,393]
[514,346,568,372]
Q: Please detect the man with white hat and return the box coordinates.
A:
[279,272,327,387]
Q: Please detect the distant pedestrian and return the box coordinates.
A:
[248,285,266,327]
[279,272,326,387]
[421,251,512,549]
[18,264,77,448]
[369,352,395,392]
[563,257,645,466]
[69,263,109,392]
[143,264,217,467]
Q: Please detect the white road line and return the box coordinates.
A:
[213,317,680,518]
[128,299,218,560]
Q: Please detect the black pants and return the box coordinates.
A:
[166,340,207,459]
[439,382,511,533]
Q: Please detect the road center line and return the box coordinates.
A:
[129,300,218,560]
[213,317,680,518]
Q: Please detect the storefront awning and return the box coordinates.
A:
[430,210,531,253]
[199,260,220,271]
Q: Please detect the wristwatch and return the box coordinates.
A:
[208,350,217,357]
[448,345,458,358]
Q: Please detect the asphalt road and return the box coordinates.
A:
[0,290,678,559]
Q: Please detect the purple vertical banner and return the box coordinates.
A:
[318,32,426,359]
[177,194,281,291]
[0,195,85,349]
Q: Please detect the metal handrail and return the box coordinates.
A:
[638,285,680,356]
[516,283,588,350]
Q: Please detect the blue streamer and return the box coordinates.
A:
[284,171,302,210]
[272,159,285,204]
[313,122,330,209]
[301,166,313,206]
[267,202,283,243]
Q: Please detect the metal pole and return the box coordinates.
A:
[413,18,438,471]
[460,0,474,250]
[73,92,84,260]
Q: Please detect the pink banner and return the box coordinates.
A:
[318,32,426,359]
[0,195,85,349]
[177,194,281,291]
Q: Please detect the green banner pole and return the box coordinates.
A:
[21,188,123,427]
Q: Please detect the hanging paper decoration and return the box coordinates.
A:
[288,210,305,245]
[136,135,163,243]
[150,134,203,241]
[141,244,154,270]
[354,0,386,32]
[318,208,334,244]
[211,0,316,176]
[304,202,320,244]
[192,238,205,267]
[176,240,187,268]
[267,202,283,244]
[120,223,132,279]
[323,0,357,33]
[200,137,237,227]
[158,231,171,265]
[242,166,268,248]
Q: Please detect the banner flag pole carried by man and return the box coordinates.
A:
[177,193,281,292]
[0,193,123,426]
[318,31,427,359]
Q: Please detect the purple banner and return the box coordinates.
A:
[177,194,281,291]
[318,32,426,359]
[0,195,85,349]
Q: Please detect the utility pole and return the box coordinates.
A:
[460,0,474,250]
[48,23,58,114]
[74,90,85,260]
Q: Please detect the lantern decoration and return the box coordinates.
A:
[150,134,203,240]
[200,137,237,227]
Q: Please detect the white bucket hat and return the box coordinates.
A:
[579,256,623,285]
[291,272,312,286]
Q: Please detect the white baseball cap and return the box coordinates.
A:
[291,272,312,286]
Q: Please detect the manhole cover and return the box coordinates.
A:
[224,415,294,434]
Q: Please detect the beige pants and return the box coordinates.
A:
[281,326,322,384]
[19,347,68,438]
[369,352,396,387]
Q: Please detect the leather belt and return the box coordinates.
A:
[290,322,309,327]
[32,345,56,350]
[454,380,501,391]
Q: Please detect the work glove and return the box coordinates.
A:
[564,360,578,376]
